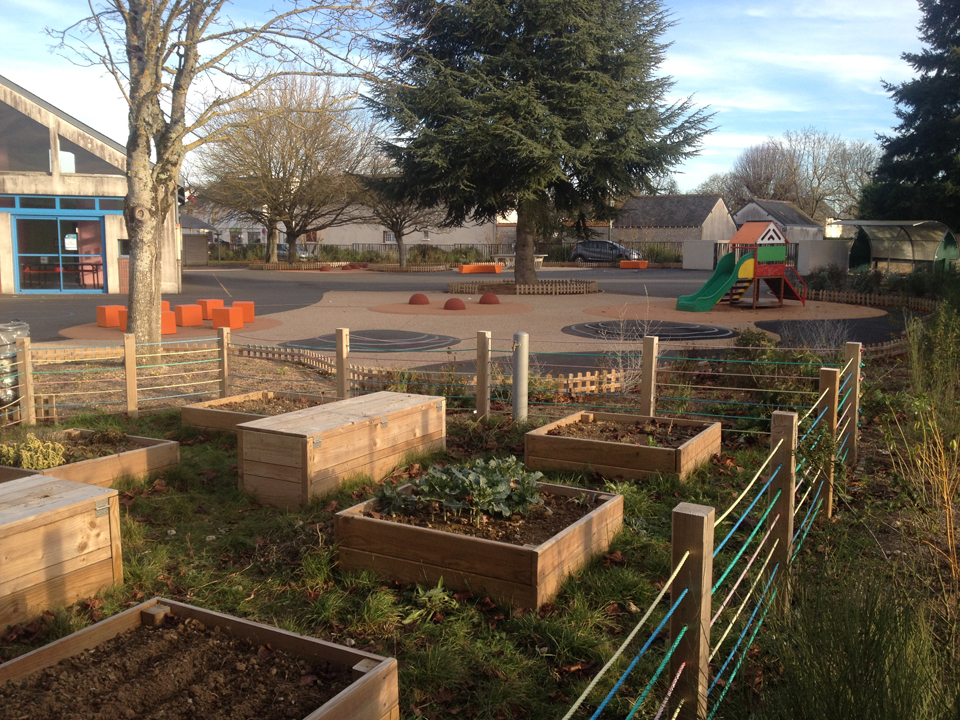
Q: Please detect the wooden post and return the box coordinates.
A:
[336,328,350,399]
[818,367,840,518]
[218,326,231,398]
[123,333,138,418]
[512,331,529,422]
[640,335,659,417]
[476,330,491,420]
[768,411,797,610]
[842,342,862,466]
[670,502,714,720]
[15,337,35,426]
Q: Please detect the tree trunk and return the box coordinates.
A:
[267,221,279,263]
[514,199,539,285]
[126,141,164,353]
[288,232,300,263]
[396,230,406,270]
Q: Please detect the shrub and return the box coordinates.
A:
[0,433,66,469]
[376,455,544,525]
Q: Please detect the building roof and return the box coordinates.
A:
[180,213,216,232]
[735,199,820,227]
[614,194,724,228]
[0,73,127,156]
[731,221,786,245]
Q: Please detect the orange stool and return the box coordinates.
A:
[118,309,128,332]
[175,304,203,327]
[161,300,170,312]
[96,305,126,328]
[212,306,244,330]
[233,301,255,323]
[161,311,177,335]
[197,299,224,320]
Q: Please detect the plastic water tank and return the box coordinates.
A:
[0,320,29,404]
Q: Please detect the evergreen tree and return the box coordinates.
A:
[861,0,960,229]
[369,0,710,283]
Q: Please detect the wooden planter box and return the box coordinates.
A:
[1,475,122,629]
[182,390,337,432]
[238,391,446,510]
[336,482,623,608]
[458,263,502,274]
[0,597,399,720]
[619,260,649,269]
[36,429,180,488]
[525,412,721,481]
[0,467,41,484]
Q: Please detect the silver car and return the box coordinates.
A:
[570,240,641,263]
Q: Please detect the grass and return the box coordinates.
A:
[1,343,957,719]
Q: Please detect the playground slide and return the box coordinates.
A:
[676,252,755,312]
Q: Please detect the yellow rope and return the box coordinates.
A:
[715,439,782,527]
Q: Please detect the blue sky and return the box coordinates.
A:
[0,0,925,190]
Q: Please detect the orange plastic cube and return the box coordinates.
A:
[161,300,170,312]
[233,301,255,323]
[96,305,126,328]
[197,299,225,320]
[211,306,244,330]
[118,309,128,332]
[161,311,177,335]
[175,304,203,327]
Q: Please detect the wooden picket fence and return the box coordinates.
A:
[447,279,600,295]
[808,288,939,312]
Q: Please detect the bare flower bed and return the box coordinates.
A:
[546,417,705,448]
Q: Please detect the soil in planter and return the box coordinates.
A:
[546,418,704,448]
[216,396,327,415]
[368,491,600,545]
[0,614,354,720]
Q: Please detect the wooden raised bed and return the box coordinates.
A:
[0,467,41,484]
[619,260,649,269]
[336,482,623,608]
[525,412,721,481]
[0,597,400,720]
[36,429,180,488]
[181,390,336,432]
[1,475,122,629]
[238,391,446,510]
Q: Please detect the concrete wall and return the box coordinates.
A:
[0,213,11,294]
[799,238,853,276]
[321,220,497,247]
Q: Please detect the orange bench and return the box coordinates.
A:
[458,264,502,274]
[175,304,204,327]
[118,309,178,334]
[96,305,126,328]
[161,311,177,335]
[619,260,648,269]
[232,301,255,323]
[212,306,244,330]
[197,299,225,320]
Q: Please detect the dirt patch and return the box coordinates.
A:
[215,396,329,415]
[367,490,600,545]
[547,418,705,448]
[0,614,353,720]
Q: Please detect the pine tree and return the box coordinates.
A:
[861,0,960,228]
[369,0,711,283]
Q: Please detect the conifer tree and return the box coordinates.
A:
[861,0,960,229]
[369,0,710,283]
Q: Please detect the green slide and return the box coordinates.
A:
[676,252,753,312]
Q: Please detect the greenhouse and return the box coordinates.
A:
[837,220,959,273]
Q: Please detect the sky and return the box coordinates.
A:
[0,0,926,192]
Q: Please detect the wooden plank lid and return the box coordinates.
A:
[0,475,117,526]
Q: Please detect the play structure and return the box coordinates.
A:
[677,222,807,312]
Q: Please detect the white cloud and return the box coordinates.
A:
[740,50,911,86]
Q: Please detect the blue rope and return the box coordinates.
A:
[662,409,771,423]
[659,356,839,367]
[793,498,824,561]
[838,371,852,395]
[139,389,218,402]
[706,587,778,720]
[799,407,828,444]
[714,465,781,558]
[793,482,824,543]
[624,627,688,720]
[589,589,688,720]
[709,565,779,696]
[656,396,795,409]
[35,400,124,408]
[712,490,781,595]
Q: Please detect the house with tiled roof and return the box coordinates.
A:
[732,199,850,274]
[0,74,181,294]
[612,194,737,269]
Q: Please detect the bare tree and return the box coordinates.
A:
[704,129,880,220]
[195,77,378,263]
[48,1,377,345]
[357,170,446,269]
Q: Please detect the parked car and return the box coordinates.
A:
[277,243,310,261]
[570,240,641,263]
